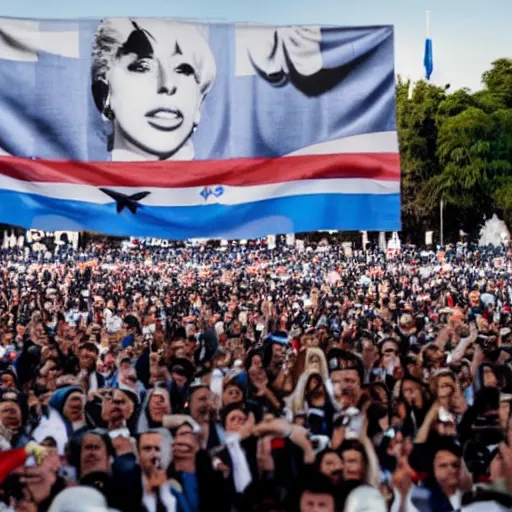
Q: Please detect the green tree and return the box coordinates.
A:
[437,88,475,118]
[396,77,447,243]
[482,58,512,108]
[419,60,512,238]
[480,58,512,226]
[397,59,512,241]
[423,107,503,237]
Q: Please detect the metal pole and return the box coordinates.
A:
[440,198,444,246]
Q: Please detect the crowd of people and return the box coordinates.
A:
[0,236,511,511]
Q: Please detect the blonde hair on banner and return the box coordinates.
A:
[91,18,217,111]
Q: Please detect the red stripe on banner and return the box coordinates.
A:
[0,153,399,188]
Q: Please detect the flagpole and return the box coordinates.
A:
[424,10,433,80]
[440,197,444,247]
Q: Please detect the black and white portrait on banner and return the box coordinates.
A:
[91,18,216,162]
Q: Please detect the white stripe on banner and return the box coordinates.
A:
[0,131,399,158]
[287,131,399,155]
[0,19,79,61]
[0,176,399,207]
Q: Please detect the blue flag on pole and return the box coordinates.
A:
[424,38,433,80]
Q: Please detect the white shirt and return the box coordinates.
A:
[88,372,99,392]
[391,487,462,512]
[225,432,252,493]
[65,309,81,327]
[104,308,122,333]
[449,490,462,511]
[141,477,177,512]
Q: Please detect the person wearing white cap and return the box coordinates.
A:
[462,503,510,512]
[344,485,387,512]
[48,486,119,512]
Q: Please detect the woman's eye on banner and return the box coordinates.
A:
[126,57,153,74]
[245,26,323,87]
[91,18,216,162]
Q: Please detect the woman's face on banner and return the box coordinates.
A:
[108,21,203,158]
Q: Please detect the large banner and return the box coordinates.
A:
[0,18,400,239]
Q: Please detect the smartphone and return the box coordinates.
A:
[384,427,396,439]
[372,368,385,381]
[438,407,455,424]
[59,465,77,484]
[309,435,330,453]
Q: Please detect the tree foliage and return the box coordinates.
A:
[397,58,512,243]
